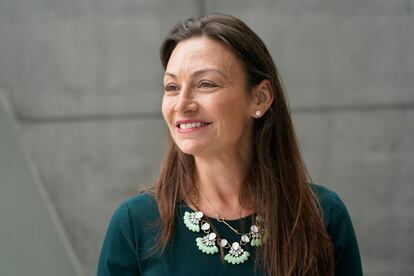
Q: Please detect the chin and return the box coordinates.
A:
[176,141,206,156]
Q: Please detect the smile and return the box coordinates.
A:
[176,122,212,133]
[179,122,211,129]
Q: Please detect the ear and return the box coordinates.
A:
[249,79,273,118]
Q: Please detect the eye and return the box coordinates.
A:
[198,81,218,89]
[164,83,179,92]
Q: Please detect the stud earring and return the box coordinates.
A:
[255,110,262,117]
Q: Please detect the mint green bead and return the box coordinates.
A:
[251,238,262,247]
[183,212,200,232]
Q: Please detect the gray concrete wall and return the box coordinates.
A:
[0,0,413,275]
[0,90,81,276]
[0,1,198,275]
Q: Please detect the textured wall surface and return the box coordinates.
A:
[0,1,198,275]
[0,91,80,276]
[0,0,413,275]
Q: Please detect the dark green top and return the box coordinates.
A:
[97,184,363,275]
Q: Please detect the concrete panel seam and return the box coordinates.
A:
[17,112,163,124]
[15,101,414,125]
[292,102,414,114]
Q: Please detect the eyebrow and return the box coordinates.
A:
[164,68,228,80]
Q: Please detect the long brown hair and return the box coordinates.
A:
[152,13,334,276]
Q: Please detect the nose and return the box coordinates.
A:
[173,86,197,114]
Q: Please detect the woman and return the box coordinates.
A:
[97,13,363,276]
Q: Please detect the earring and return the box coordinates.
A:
[255,110,262,117]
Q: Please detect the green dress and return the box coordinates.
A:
[97,184,363,275]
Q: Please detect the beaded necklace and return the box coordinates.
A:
[183,190,265,265]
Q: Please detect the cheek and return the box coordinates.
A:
[222,94,249,118]
[214,97,249,132]
[161,99,172,125]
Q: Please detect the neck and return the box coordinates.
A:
[192,148,254,220]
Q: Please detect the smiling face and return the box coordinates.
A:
[161,36,256,157]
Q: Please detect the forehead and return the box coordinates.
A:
[165,36,243,77]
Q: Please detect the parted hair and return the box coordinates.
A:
[150,13,334,276]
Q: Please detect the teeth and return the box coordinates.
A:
[179,122,209,129]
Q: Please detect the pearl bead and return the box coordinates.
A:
[201,222,210,231]
[251,225,259,233]
[220,239,228,247]
[232,242,240,250]
[208,232,216,240]
[241,235,250,243]
[195,211,203,219]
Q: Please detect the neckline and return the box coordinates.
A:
[180,200,256,223]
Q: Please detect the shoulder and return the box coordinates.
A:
[104,191,161,250]
[116,191,160,224]
[107,191,160,234]
[310,185,363,274]
[123,191,158,212]
[310,183,349,228]
[311,183,363,269]
[310,183,340,206]
[98,192,158,274]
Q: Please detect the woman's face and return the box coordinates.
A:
[162,36,255,157]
